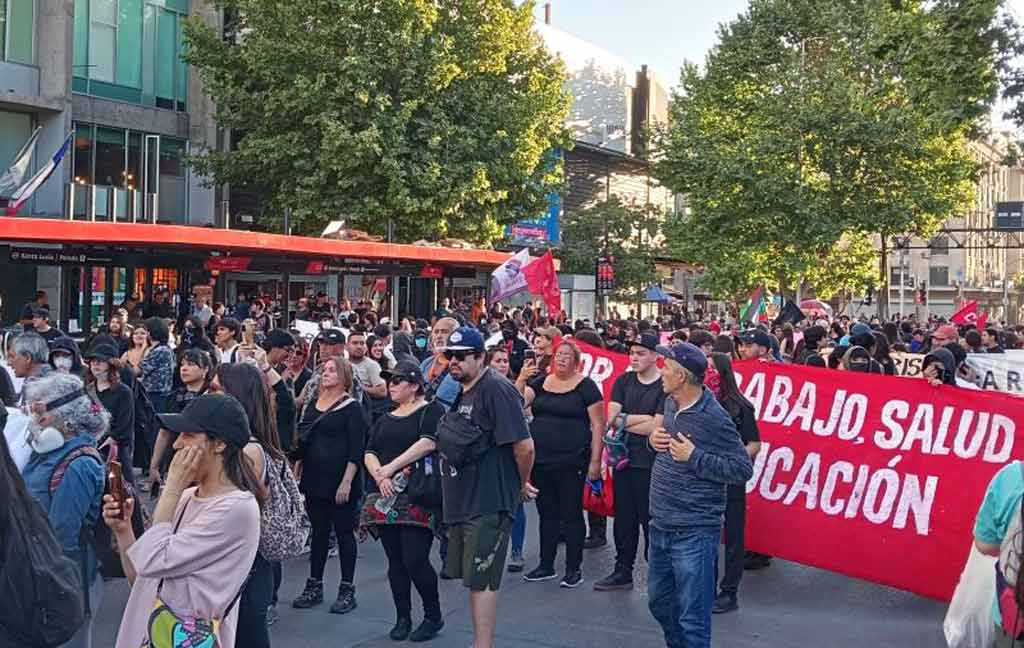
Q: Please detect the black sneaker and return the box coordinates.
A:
[712,593,738,614]
[389,617,412,641]
[593,569,633,591]
[292,578,323,609]
[523,565,557,582]
[409,617,445,642]
[560,569,584,588]
[583,535,607,549]
[329,583,357,614]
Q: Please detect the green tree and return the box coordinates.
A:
[558,197,665,304]
[183,0,571,243]
[654,0,1001,316]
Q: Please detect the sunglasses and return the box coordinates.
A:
[388,376,409,387]
[444,350,476,362]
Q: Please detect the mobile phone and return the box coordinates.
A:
[524,349,536,361]
[108,459,126,520]
[243,319,256,347]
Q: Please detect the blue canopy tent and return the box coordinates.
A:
[644,285,672,303]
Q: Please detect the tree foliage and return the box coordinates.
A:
[653,0,1007,304]
[183,0,571,243]
[558,197,665,303]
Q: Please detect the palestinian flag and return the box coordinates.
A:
[739,287,767,324]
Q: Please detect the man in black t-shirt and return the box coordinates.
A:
[438,326,535,648]
[594,332,666,592]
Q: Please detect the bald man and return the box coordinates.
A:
[420,317,461,411]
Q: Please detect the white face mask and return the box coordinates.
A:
[53,356,73,372]
[90,366,109,381]
[27,423,65,454]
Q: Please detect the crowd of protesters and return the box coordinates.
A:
[2,285,1023,648]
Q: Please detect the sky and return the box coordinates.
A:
[530,0,751,87]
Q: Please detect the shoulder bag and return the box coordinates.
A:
[406,405,442,509]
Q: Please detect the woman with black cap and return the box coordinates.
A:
[102,392,263,648]
[362,359,445,642]
[84,341,136,485]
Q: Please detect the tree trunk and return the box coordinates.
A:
[877,233,889,321]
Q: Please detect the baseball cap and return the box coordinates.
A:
[32,306,50,319]
[157,393,250,448]
[850,322,872,338]
[381,360,426,386]
[317,328,346,346]
[445,326,485,353]
[655,342,708,378]
[83,342,119,362]
[628,331,659,352]
[739,329,774,349]
[415,318,430,331]
[264,328,296,350]
[933,325,959,342]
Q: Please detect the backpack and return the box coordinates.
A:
[998,462,1024,638]
[49,445,151,579]
[0,496,86,646]
[257,447,310,561]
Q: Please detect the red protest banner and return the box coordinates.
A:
[571,341,1024,601]
[733,360,1023,601]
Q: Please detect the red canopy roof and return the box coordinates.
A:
[0,217,513,268]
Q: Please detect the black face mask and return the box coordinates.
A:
[848,362,870,373]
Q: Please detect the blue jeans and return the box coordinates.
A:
[511,502,526,554]
[647,526,718,648]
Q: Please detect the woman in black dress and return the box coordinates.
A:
[291,356,366,615]
[363,360,444,642]
[84,341,136,485]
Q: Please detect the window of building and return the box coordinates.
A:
[889,266,911,287]
[929,266,949,287]
[929,235,949,255]
[73,0,187,109]
[2,0,34,64]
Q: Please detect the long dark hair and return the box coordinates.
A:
[215,363,284,463]
[219,436,268,508]
[709,352,752,420]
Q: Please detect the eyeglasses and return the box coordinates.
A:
[388,376,409,387]
[444,350,476,362]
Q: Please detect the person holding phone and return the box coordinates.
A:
[646,343,753,648]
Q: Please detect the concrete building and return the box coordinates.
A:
[0,0,221,324]
[885,135,1024,322]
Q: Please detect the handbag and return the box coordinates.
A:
[943,542,996,648]
[406,406,442,509]
[582,463,615,518]
[143,497,246,648]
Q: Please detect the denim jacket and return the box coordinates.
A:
[22,434,106,583]
[650,388,754,534]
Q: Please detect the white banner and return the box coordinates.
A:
[961,350,1024,397]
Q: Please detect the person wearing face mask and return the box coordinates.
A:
[84,343,136,487]
[499,321,528,378]
[21,372,108,648]
[411,326,431,363]
[841,346,876,373]
[49,337,85,377]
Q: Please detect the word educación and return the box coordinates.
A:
[735,371,1015,537]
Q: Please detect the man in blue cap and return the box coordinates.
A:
[647,342,753,648]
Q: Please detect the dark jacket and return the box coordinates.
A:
[650,388,754,534]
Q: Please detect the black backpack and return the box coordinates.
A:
[0,497,86,646]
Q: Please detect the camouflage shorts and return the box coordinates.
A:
[445,513,513,592]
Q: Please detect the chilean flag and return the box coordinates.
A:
[5,130,74,216]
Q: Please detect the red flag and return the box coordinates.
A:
[977,311,988,331]
[950,299,979,326]
[522,250,561,315]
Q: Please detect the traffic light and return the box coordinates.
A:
[917,282,927,305]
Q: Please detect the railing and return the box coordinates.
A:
[65,182,160,223]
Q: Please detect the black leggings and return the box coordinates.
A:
[236,553,273,648]
[532,464,586,572]
[307,497,358,584]
[378,525,441,622]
